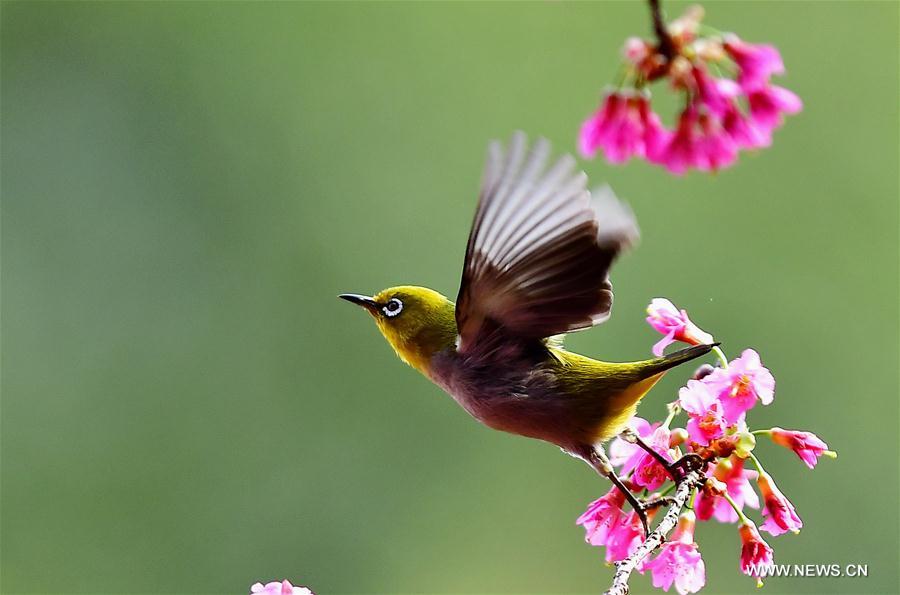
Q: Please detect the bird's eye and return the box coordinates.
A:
[382,298,403,318]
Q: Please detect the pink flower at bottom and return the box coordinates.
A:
[739,519,775,587]
[646,298,714,357]
[757,471,803,536]
[641,510,706,594]
[250,580,314,595]
[769,427,836,469]
[605,510,646,563]
[576,485,627,546]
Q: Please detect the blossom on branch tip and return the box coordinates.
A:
[579,6,801,174]
[641,510,706,595]
[769,427,836,468]
[757,471,803,536]
[646,298,714,356]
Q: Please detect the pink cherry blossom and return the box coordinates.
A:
[769,427,836,469]
[605,510,646,563]
[695,457,759,523]
[747,85,803,136]
[641,511,706,594]
[646,298,714,357]
[757,470,803,536]
[579,92,669,164]
[692,66,740,116]
[580,92,623,157]
[658,107,701,175]
[579,9,800,174]
[577,485,627,547]
[695,113,738,172]
[721,102,770,150]
[738,519,774,586]
[679,380,728,445]
[632,426,674,491]
[723,35,785,91]
[250,580,314,595]
[703,349,774,423]
[609,416,656,473]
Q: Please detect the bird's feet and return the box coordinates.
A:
[667,452,706,481]
[630,494,677,538]
[619,429,708,483]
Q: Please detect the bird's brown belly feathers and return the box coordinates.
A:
[428,350,647,450]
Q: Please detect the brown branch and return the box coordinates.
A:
[647,0,676,61]
[603,470,705,595]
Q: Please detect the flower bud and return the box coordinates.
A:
[739,519,774,587]
[692,363,716,381]
[670,427,690,447]
[769,427,836,469]
[622,36,651,65]
[757,471,802,536]
[646,298,714,357]
[732,430,756,459]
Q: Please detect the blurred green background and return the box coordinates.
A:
[2,1,897,594]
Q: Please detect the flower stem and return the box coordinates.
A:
[713,345,729,368]
[647,0,676,61]
[751,429,773,436]
[722,491,751,525]
[662,401,681,429]
[747,451,766,476]
[698,23,726,38]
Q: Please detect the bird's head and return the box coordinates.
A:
[339,285,457,374]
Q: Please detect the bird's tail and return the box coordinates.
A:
[640,342,719,378]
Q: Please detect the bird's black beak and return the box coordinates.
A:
[339,293,380,313]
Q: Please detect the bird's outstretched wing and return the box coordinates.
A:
[455,132,639,356]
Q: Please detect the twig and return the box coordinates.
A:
[647,0,676,61]
[603,470,704,595]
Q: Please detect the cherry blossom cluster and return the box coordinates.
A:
[579,5,802,174]
[577,298,836,594]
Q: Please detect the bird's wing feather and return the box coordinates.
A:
[455,132,639,356]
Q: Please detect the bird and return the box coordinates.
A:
[339,132,714,533]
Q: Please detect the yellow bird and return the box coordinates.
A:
[340,132,713,533]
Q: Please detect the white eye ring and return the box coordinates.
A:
[382,298,403,317]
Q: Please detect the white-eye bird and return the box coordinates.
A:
[340,132,713,533]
